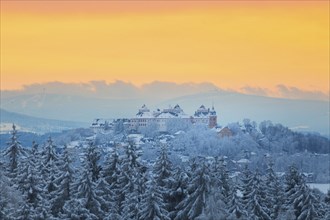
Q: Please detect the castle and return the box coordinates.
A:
[91,104,217,133]
[129,104,217,132]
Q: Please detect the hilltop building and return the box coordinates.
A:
[91,104,217,133]
[129,104,217,132]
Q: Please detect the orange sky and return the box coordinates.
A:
[1,1,329,94]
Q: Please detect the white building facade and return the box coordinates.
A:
[129,104,217,132]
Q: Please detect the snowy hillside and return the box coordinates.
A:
[0,108,88,134]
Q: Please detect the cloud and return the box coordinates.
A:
[1,81,328,102]
[1,81,221,100]
[276,84,329,101]
[238,85,329,101]
[240,86,270,96]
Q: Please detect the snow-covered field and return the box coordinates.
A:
[0,123,32,134]
[308,183,330,194]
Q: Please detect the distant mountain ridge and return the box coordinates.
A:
[0,108,89,134]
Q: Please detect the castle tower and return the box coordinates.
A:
[208,105,217,128]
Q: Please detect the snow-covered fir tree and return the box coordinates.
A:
[102,144,121,186]
[226,185,248,220]
[153,144,173,188]
[120,164,148,220]
[85,141,101,182]
[139,178,170,220]
[246,170,271,220]
[40,137,59,186]
[3,124,24,179]
[95,177,113,216]
[0,159,23,219]
[212,156,231,204]
[283,164,303,214]
[41,137,59,166]
[101,146,122,219]
[61,198,98,220]
[175,159,211,220]
[240,164,253,208]
[325,190,330,205]
[265,160,284,219]
[118,143,142,215]
[51,145,75,216]
[16,147,43,209]
[153,144,173,211]
[292,180,324,220]
[74,161,104,219]
[121,174,140,220]
[167,167,189,219]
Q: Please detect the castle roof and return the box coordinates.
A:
[194,104,216,118]
[133,104,216,119]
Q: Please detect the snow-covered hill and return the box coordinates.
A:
[0,108,89,134]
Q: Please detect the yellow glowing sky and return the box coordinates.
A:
[1,1,329,94]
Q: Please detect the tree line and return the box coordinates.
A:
[0,125,329,219]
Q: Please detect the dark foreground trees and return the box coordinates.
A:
[1,126,329,219]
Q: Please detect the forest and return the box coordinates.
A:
[0,124,329,220]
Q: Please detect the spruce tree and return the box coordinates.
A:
[175,160,211,220]
[283,164,303,213]
[85,141,101,182]
[0,159,24,219]
[240,164,253,208]
[118,143,142,214]
[285,164,303,198]
[265,161,283,219]
[227,186,247,219]
[51,145,74,216]
[102,147,122,219]
[41,137,59,166]
[16,150,43,208]
[140,178,170,220]
[292,181,323,220]
[102,145,121,186]
[167,167,189,219]
[95,177,112,216]
[61,198,98,220]
[75,164,104,219]
[40,137,59,191]
[153,144,173,212]
[246,170,271,220]
[154,144,173,188]
[120,164,147,220]
[325,190,330,204]
[213,157,231,204]
[3,124,24,179]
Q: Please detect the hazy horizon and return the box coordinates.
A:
[1,80,329,136]
[1,80,329,102]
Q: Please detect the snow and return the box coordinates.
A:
[127,134,144,139]
[236,159,251,164]
[179,155,189,162]
[127,134,144,145]
[175,130,186,135]
[157,112,190,119]
[136,111,155,118]
[307,183,330,194]
[0,123,32,134]
[67,141,80,149]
